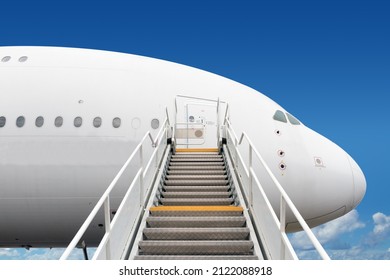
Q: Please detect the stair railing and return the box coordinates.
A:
[224,118,330,260]
[60,114,171,260]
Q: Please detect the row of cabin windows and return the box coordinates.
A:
[273,110,301,125]
[0,116,122,128]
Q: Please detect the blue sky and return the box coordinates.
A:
[0,0,389,260]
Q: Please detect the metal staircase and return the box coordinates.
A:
[133,149,259,260]
[60,97,330,260]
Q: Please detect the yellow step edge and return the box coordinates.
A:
[175,148,219,153]
[150,206,243,212]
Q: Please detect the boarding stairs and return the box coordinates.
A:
[60,97,330,260]
[133,149,259,260]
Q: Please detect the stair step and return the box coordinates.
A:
[175,148,219,153]
[138,240,254,255]
[175,152,220,155]
[166,175,227,181]
[143,228,250,240]
[161,191,231,199]
[146,216,246,228]
[170,162,224,166]
[163,185,231,192]
[172,154,222,158]
[164,180,228,186]
[170,158,224,162]
[149,206,243,216]
[159,198,234,206]
[168,165,225,171]
[167,170,226,175]
[134,255,258,260]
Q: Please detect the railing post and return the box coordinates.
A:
[155,136,159,168]
[280,195,287,259]
[234,127,238,168]
[217,98,220,148]
[139,144,144,207]
[249,145,253,207]
[104,196,111,259]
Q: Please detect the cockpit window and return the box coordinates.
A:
[273,110,287,123]
[286,113,301,125]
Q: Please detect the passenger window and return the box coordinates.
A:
[113,117,121,128]
[93,117,102,128]
[55,116,63,127]
[35,116,44,127]
[0,116,6,127]
[151,118,160,129]
[16,116,25,127]
[286,113,301,125]
[74,117,82,127]
[273,110,287,123]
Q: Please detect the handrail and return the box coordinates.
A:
[225,118,330,260]
[60,117,170,260]
[176,94,227,104]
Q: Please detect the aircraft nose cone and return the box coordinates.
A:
[348,155,366,208]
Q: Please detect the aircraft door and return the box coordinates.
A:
[175,97,218,149]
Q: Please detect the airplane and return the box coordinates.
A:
[0,46,366,250]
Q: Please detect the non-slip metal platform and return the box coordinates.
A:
[149,205,243,216]
[167,170,226,175]
[164,180,229,186]
[175,148,219,153]
[143,227,250,240]
[161,191,231,198]
[138,240,254,255]
[159,197,234,206]
[134,255,259,260]
[146,216,247,228]
[169,162,225,166]
[162,185,231,192]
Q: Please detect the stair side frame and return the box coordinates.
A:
[222,146,264,260]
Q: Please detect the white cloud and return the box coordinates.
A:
[25,248,66,260]
[372,212,390,235]
[290,210,390,260]
[0,248,19,258]
[313,209,365,243]
[290,209,365,250]
[0,247,96,260]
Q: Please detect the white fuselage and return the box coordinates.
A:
[0,47,366,247]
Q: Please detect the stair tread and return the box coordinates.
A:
[134,255,258,260]
[138,240,254,255]
[143,227,250,240]
[164,180,228,186]
[166,175,227,180]
[159,198,234,206]
[168,166,225,170]
[170,162,225,166]
[162,186,231,192]
[144,227,249,232]
[170,158,224,162]
[146,216,246,227]
[150,205,243,216]
[167,170,226,175]
[161,191,231,198]
[172,155,223,158]
[150,206,243,212]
